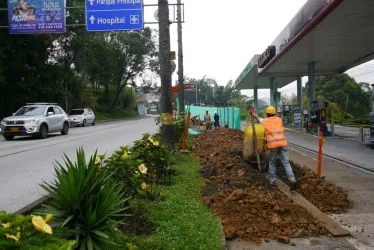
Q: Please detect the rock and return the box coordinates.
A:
[277,236,290,244]
[264,238,270,242]
[291,242,296,246]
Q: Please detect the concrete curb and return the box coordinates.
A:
[217,217,228,250]
[95,116,146,124]
[12,195,51,215]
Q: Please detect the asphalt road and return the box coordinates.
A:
[0,117,158,213]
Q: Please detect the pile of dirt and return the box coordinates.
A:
[192,127,351,242]
[275,160,352,214]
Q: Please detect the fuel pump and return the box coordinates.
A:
[310,99,329,136]
[282,105,291,125]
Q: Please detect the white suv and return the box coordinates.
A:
[0,103,70,140]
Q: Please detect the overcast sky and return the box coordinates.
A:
[144,0,374,102]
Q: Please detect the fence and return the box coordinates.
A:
[185,105,241,130]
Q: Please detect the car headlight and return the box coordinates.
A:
[24,119,37,124]
[0,120,5,126]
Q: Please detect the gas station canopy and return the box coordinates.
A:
[258,0,374,76]
[234,55,295,90]
[235,0,374,89]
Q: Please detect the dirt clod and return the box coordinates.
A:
[277,236,290,244]
[192,128,351,243]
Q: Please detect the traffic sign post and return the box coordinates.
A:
[85,0,144,32]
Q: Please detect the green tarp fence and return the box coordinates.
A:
[185,105,241,130]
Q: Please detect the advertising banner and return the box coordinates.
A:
[7,0,66,34]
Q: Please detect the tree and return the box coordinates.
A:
[158,0,175,148]
[305,73,371,118]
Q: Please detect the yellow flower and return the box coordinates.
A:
[44,214,53,223]
[2,222,11,229]
[146,143,149,148]
[148,137,154,143]
[140,183,148,190]
[138,164,147,174]
[95,156,100,164]
[5,233,20,242]
[31,215,52,234]
[122,151,129,159]
[153,141,159,146]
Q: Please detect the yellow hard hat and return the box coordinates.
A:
[265,106,276,115]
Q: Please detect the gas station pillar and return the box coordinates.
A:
[297,76,303,131]
[308,62,315,107]
[254,85,258,114]
[308,62,315,126]
[270,77,276,107]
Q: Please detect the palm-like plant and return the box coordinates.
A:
[39,148,130,250]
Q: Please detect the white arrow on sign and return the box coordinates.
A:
[89,15,96,24]
[88,0,94,6]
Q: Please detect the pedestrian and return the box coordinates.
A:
[214,112,220,128]
[249,106,298,190]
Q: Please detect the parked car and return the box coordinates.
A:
[0,103,69,140]
[68,108,95,127]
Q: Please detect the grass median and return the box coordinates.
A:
[112,153,223,250]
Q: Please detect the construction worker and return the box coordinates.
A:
[214,112,220,128]
[204,110,212,130]
[249,106,298,190]
[204,110,211,121]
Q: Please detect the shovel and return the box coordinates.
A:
[250,114,262,172]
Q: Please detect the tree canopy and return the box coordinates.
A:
[0,0,157,119]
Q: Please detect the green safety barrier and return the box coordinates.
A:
[186,105,241,130]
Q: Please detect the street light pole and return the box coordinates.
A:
[177,0,184,114]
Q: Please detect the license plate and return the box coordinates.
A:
[10,128,19,132]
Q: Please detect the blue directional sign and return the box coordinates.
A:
[85,0,143,32]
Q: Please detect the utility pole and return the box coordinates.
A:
[177,0,184,114]
[158,0,175,148]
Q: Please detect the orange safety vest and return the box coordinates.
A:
[263,117,288,149]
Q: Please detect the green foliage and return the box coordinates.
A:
[102,147,148,197]
[231,95,253,121]
[173,117,186,143]
[39,148,130,250]
[141,154,222,249]
[0,14,156,117]
[305,73,371,118]
[133,134,173,185]
[0,212,76,250]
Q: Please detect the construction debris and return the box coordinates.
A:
[192,128,352,243]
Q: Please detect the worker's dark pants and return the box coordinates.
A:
[268,146,296,184]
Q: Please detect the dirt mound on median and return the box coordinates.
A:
[192,127,351,242]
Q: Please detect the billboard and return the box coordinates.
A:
[7,0,66,34]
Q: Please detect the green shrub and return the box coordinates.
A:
[102,146,148,197]
[39,148,130,250]
[173,117,186,143]
[0,212,76,250]
[133,134,174,185]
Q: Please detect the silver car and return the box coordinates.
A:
[0,103,70,140]
[68,108,96,127]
